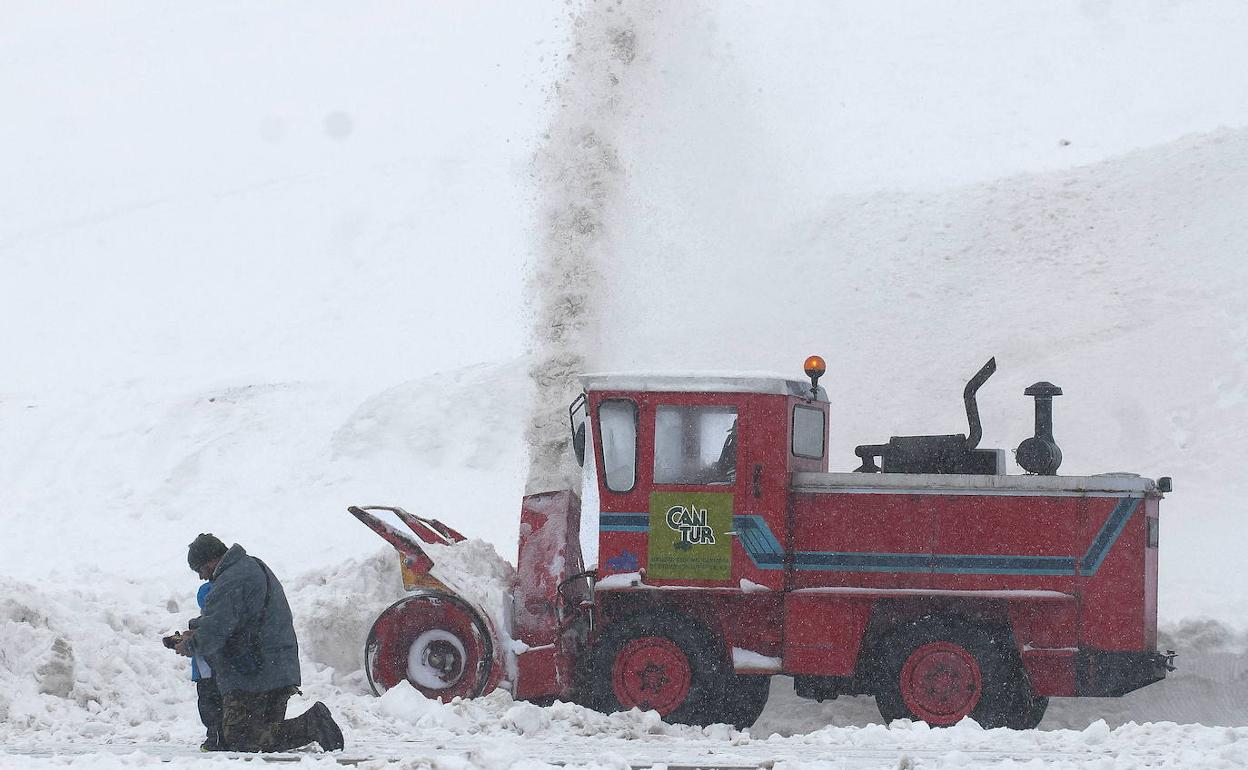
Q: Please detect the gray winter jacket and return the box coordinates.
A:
[186,544,301,694]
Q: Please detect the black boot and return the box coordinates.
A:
[306,702,344,751]
[273,710,317,751]
[199,724,225,752]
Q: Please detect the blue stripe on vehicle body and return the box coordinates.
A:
[932,554,1076,575]
[1079,497,1140,575]
[794,551,931,573]
[793,552,1077,575]
[599,513,649,532]
[733,515,786,568]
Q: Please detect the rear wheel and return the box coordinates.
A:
[365,590,494,701]
[1002,674,1049,730]
[710,674,771,729]
[874,618,1029,729]
[591,613,731,727]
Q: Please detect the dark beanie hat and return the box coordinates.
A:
[188,533,228,571]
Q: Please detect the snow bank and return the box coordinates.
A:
[286,550,406,683]
[6,545,1248,768]
[6,543,1248,749]
[0,363,530,585]
[0,574,205,748]
[0,533,522,741]
[0,547,714,758]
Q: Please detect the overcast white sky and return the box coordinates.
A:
[2,1,1247,393]
[0,3,567,391]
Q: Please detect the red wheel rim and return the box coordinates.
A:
[367,593,490,701]
[899,641,983,725]
[611,636,692,715]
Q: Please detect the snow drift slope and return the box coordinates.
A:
[0,364,530,583]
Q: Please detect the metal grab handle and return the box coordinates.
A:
[347,505,435,576]
[351,505,466,545]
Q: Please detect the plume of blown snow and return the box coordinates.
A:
[524,0,656,496]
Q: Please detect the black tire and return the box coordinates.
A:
[872,617,1029,729]
[590,613,731,727]
[707,674,771,729]
[1001,672,1049,730]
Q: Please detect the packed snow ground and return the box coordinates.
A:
[4,541,1248,769]
[6,0,1248,768]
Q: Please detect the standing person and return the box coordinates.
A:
[175,533,344,753]
[192,579,224,751]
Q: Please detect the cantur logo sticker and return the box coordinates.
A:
[665,504,716,550]
[648,492,732,581]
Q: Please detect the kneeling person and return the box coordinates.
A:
[176,533,343,753]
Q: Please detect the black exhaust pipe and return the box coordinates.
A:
[963,357,996,450]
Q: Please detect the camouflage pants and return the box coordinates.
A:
[220,686,314,752]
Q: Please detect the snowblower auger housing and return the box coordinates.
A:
[353,356,1172,730]
[350,496,591,703]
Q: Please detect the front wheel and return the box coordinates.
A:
[591,613,731,727]
[364,590,495,701]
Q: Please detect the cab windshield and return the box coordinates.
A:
[654,405,738,485]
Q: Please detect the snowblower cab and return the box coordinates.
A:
[579,369,830,592]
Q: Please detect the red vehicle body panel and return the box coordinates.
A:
[513,491,590,702]
[585,379,1166,702]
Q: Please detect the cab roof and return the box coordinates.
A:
[579,372,828,401]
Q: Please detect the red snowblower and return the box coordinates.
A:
[350,356,1174,729]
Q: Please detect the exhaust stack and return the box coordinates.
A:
[963,357,996,450]
[1016,381,1063,475]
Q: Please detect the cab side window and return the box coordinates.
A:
[654,405,738,485]
[792,405,825,459]
[599,400,638,492]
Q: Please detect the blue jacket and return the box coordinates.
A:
[191,581,212,681]
[186,544,301,694]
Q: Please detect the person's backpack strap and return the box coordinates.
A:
[252,557,274,620]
